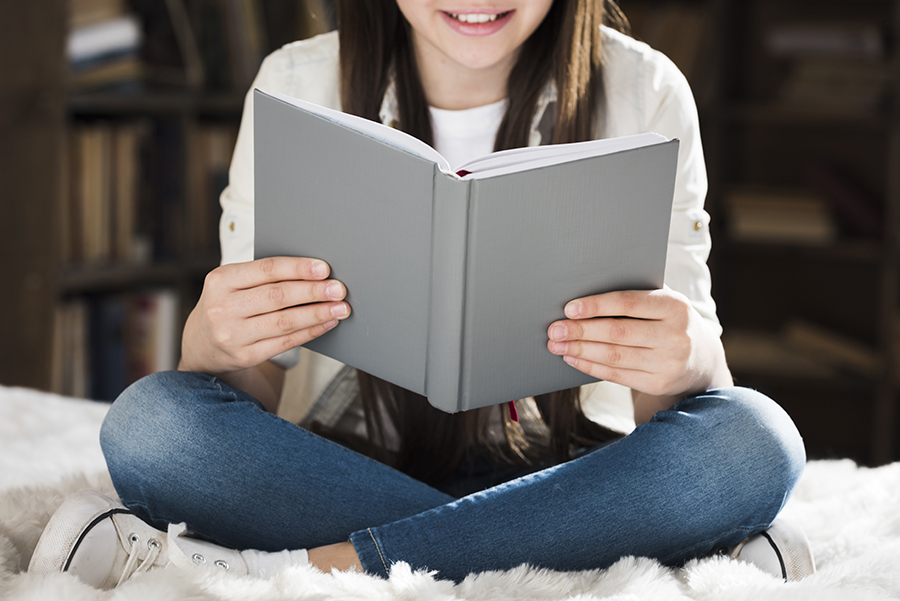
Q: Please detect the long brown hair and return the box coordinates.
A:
[330,0,630,485]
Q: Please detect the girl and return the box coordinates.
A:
[29,0,812,588]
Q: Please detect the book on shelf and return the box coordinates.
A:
[758,19,889,115]
[762,22,885,60]
[725,187,837,246]
[146,121,184,261]
[723,320,881,380]
[776,58,888,114]
[124,289,180,384]
[783,320,882,378]
[89,294,127,401]
[721,328,836,379]
[64,121,152,265]
[64,119,205,267]
[75,124,113,263]
[187,122,238,255]
[67,0,144,88]
[254,90,679,413]
[51,289,180,401]
[51,299,91,399]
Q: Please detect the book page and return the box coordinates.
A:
[457,132,668,179]
[269,92,451,172]
[269,92,667,180]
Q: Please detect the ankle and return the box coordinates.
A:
[307,541,363,573]
[240,547,309,578]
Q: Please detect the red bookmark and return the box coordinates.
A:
[456,169,472,177]
[508,401,518,423]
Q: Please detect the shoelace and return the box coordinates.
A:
[116,535,162,587]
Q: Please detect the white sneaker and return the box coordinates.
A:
[28,490,250,589]
[729,516,816,581]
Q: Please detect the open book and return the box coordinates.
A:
[254,89,679,413]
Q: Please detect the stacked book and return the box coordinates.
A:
[63,120,237,266]
[52,289,180,401]
[762,21,888,114]
[723,320,882,380]
[725,187,837,246]
[67,0,143,89]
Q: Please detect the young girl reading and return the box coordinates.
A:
[29,0,814,588]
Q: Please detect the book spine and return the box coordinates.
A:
[425,172,470,413]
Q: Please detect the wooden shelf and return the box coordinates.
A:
[59,257,219,295]
[721,239,884,262]
[729,368,880,391]
[67,89,246,116]
[721,103,890,130]
[706,0,900,465]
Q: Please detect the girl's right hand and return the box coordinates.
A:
[179,256,351,377]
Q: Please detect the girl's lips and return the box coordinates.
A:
[440,9,514,36]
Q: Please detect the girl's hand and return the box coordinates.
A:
[180,257,351,377]
[546,288,731,400]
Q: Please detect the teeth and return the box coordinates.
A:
[449,12,502,24]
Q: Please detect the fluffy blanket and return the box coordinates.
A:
[1,384,899,600]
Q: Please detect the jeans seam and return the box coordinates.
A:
[368,528,390,576]
[208,376,239,403]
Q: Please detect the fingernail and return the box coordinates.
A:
[549,325,566,341]
[549,341,566,355]
[564,356,577,367]
[331,303,349,318]
[324,319,339,330]
[326,282,343,299]
[312,261,328,278]
[565,302,582,319]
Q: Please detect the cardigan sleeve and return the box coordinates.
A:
[641,50,721,336]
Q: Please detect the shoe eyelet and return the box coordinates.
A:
[148,538,161,549]
[215,560,229,570]
[129,533,140,545]
[192,553,206,565]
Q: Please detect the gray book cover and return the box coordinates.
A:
[254,89,678,413]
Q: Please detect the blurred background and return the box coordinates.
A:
[1,0,898,466]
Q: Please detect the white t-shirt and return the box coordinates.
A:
[429,99,507,171]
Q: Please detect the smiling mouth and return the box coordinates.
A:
[444,11,512,24]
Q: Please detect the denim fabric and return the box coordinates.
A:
[101,371,805,583]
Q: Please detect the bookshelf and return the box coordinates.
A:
[4,0,900,464]
[0,0,332,401]
[621,0,900,465]
[702,0,900,466]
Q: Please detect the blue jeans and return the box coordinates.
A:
[100,371,805,583]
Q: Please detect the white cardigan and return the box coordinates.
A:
[217,27,719,424]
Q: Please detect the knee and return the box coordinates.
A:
[100,371,225,499]
[682,387,806,518]
[102,371,195,455]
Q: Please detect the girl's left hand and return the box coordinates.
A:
[546,287,732,399]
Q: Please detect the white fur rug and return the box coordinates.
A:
[1,385,900,600]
